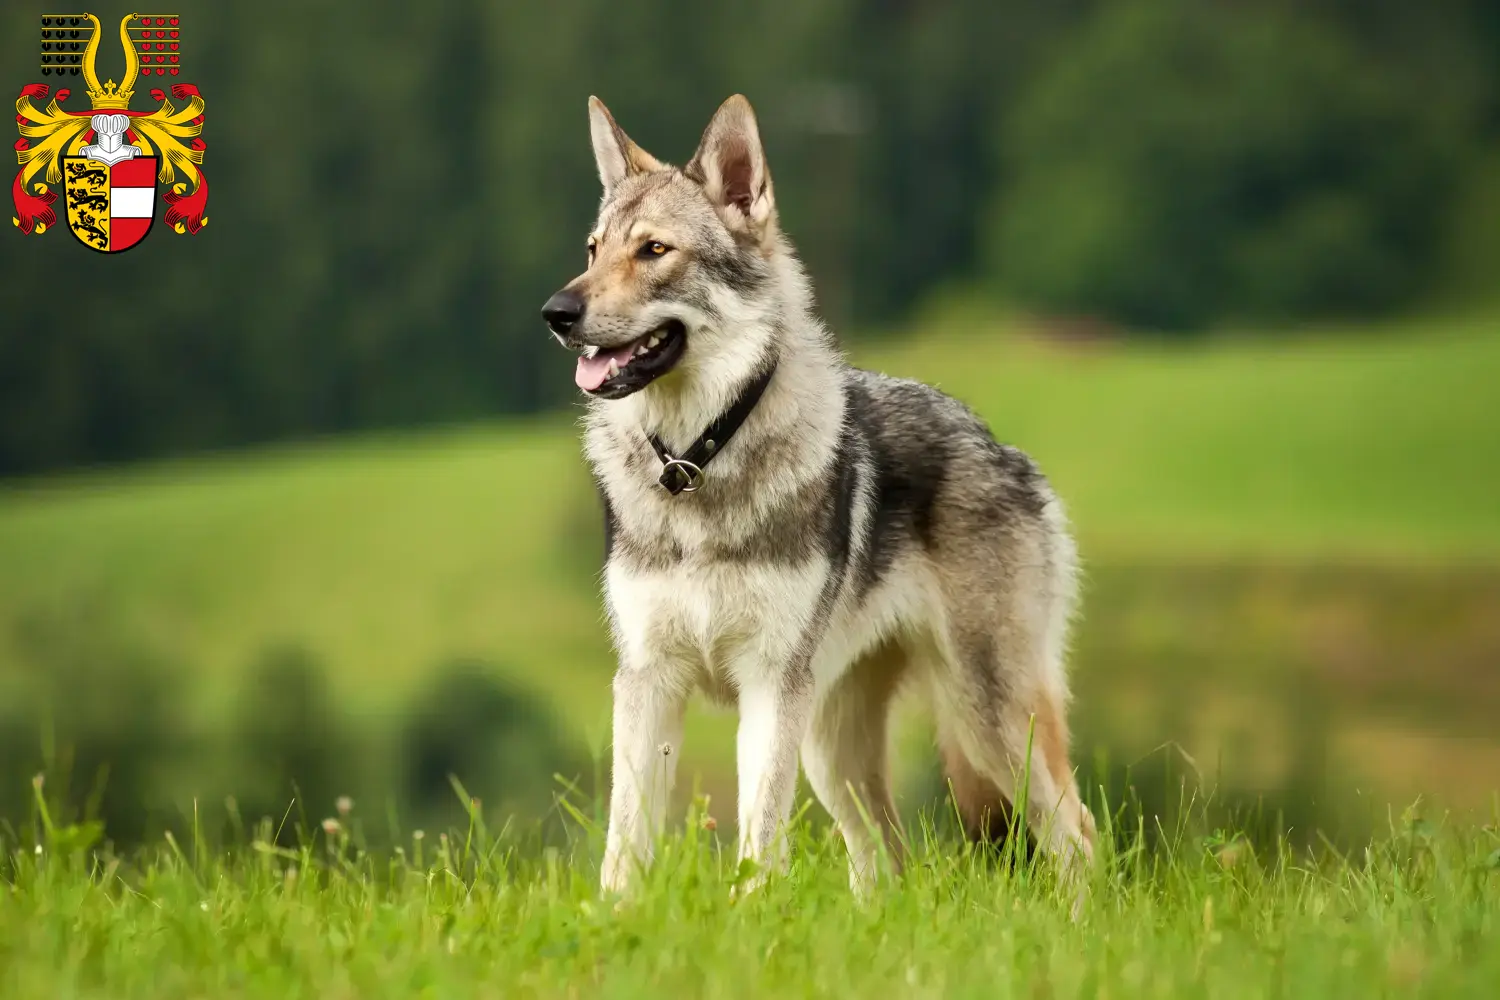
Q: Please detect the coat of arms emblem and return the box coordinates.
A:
[12,12,208,253]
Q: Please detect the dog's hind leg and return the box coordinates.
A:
[939,735,1022,850]
[930,588,1095,878]
[936,681,1094,871]
[801,639,907,894]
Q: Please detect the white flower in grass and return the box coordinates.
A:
[321,818,341,835]
[336,796,353,817]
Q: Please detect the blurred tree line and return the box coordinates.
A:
[3,0,1497,477]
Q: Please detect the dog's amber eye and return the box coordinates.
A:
[639,240,670,259]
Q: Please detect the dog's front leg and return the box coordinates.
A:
[601,664,686,896]
[735,665,814,886]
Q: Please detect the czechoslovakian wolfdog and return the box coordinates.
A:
[542,94,1096,895]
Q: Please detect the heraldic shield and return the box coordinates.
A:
[62,154,159,254]
[14,14,209,250]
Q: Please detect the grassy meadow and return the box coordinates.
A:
[3,798,1499,999]
[1,312,1499,995]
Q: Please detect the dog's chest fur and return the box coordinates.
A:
[586,368,856,694]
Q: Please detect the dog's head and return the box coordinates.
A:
[542,95,780,401]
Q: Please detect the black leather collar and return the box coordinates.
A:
[647,364,776,495]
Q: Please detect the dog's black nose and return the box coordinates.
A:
[542,290,585,336]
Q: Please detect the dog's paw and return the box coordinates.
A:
[727,856,767,903]
[599,853,636,900]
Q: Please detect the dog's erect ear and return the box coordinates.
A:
[589,96,662,198]
[685,94,776,239]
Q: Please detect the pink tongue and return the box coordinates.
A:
[575,343,641,390]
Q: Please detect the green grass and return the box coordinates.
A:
[3,796,1498,999]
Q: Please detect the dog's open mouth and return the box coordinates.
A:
[575,321,687,399]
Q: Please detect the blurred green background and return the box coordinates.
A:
[2,0,1497,848]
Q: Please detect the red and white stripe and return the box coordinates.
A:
[108,159,155,251]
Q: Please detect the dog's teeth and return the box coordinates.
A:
[606,360,620,378]
[647,334,662,349]
[635,343,648,356]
